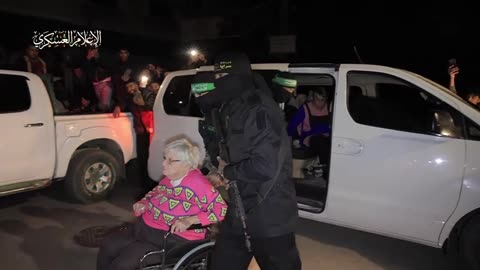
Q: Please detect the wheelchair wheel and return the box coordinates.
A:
[172,241,215,270]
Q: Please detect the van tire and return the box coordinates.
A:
[65,149,120,204]
[460,215,480,270]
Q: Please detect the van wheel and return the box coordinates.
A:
[460,215,480,270]
[65,149,120,204]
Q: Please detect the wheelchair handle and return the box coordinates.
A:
[164,223,208,251]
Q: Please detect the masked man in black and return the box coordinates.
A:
[191,71,220,174]
[272,72,299,123]
[194,52,301,270]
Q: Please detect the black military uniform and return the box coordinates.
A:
[196,52,301,270]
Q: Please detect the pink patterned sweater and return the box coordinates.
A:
[137,169,227,240]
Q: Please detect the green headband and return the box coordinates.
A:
[191,82,216,94]
[272,75,297,88]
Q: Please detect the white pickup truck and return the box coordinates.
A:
[149,63,480,269]
[0,70,136,203]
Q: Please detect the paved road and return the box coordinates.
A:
[0,181,452,270]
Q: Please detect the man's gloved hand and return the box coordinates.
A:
[207,172,229,189]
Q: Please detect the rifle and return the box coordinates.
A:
[210,107,252,253]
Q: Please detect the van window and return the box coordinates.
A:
[0,74,31,113]
[163,75,203,118]
[347,71,464,139]
[465,118,480,141]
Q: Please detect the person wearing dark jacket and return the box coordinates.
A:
[195,52,301,270]
[16,45,47,75]
[71,47,100,111]
[124,80,155,190]
[112,48,137,116]
[191,71,220,171]
[272,71,300,123]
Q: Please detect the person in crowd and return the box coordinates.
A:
[288,87,332,176]
[17,45,47,75]
[123,79,156,189]
[447,60,480,107]
[112,48,136,117]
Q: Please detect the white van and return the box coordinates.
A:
[148,63,480,269]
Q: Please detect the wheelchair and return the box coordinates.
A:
[138,225,215,270]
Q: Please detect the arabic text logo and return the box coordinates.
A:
[32,30,102,49]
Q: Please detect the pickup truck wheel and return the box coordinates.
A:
[65,149,120,203]
[460,215,480,270]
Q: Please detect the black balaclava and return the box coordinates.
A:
[191,71,217,111]
[198,52,255,108]
[272,72,297,103]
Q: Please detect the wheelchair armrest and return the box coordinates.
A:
[166,223,209,234]
[186,223,208,231]
[163,223,211,247]
[163,223,209,243]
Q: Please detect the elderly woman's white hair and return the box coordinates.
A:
[164,138,202,169]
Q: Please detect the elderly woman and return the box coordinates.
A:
[97,138,227,270]
[288,87,331,144]
[288,88,332,177]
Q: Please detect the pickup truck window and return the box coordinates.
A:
[163,75,203,118]
[347,71,464,139]
[0,74,31,113]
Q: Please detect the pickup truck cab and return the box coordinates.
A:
[0,70,136,203]
[149,63,480,269]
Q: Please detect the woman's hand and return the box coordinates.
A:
[133,202,146,217]
[171,217,194,233]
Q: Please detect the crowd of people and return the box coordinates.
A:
[10,45,167,115]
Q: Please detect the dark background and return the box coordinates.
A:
[0,1,477,90]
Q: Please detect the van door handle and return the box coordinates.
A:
[332,137,364,155]
[24,123,44,128]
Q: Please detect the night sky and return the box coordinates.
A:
[0,1,477,89]
[294,1,478,87]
